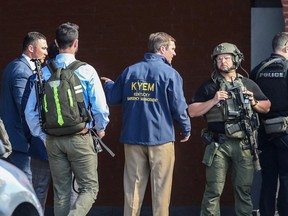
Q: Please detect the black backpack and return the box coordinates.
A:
[41,60,92,136]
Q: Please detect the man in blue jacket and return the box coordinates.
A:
[0,32,48,182]
[102,32,191,216]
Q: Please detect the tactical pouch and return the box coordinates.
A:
[263,116,288,134]
[224,121,246,138]
[204,105,225,122]
[202,142,219,166]
[200,128,213,145]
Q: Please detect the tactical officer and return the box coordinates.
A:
[188,42,271,216]
[250,32,288,216]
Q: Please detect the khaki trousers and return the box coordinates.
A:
[46,133,98,216]
[123,142,175,216]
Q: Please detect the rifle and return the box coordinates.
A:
[31,58,45,128]
[229,79,261,171]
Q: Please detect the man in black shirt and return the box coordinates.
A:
[189,42,271,216]
[250,32,288,216]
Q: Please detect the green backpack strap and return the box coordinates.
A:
[66,60,86,71]
[47,60,58,74]
[47,60,86,74]
[47,60,86,79]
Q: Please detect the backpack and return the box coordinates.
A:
[41,60,92,136]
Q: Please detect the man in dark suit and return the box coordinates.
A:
[0,32,47,182]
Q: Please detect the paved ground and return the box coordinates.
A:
[45,206,237,216]
[45,206,281,215]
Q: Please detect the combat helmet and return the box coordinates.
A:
[211,42,244,70]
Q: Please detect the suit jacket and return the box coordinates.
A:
[21,74,48,160]
[0,55,33,153]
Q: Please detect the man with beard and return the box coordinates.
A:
[188,43,271,216]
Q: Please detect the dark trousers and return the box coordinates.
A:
[258,130,288,216]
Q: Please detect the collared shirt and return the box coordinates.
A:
[22,54,36,71]
[25,53,110,142]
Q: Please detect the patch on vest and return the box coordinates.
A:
[257,71,285,78]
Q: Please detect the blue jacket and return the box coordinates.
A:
[21,74,48,160]
[104,53,191,145]
[0,55,33,153]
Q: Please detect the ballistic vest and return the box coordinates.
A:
[204,74,251,123]
[255,58,288,114]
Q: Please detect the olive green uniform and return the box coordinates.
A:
[192,75,268,216]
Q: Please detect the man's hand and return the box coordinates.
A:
[180,135,190,142]
[97,130,105,139]
[101,77,112,83]
[213,90,228,105]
